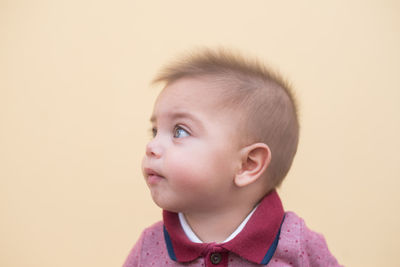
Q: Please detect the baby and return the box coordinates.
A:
[124,48,341,266]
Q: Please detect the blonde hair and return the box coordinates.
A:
[152,48,299,188]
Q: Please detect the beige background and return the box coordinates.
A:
[1,1,399,266]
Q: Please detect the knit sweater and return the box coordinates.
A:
[123,191,341,267]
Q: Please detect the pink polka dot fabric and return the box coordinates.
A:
[123,212,342,267]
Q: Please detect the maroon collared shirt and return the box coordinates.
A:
[124,191,342,266]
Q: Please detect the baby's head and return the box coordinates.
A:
[142,48,299,213]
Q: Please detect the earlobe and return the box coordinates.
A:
[234,143,271,187]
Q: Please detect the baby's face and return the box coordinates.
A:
[142,78,243,213]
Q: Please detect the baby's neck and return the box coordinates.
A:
[182,203,256,243]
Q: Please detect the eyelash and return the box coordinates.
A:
[149,125,190,138]
[151,127,157,138]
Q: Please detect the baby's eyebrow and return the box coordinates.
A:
[150,111,203,128]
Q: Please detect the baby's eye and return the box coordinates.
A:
[173,126,190,138]
[151,127,157,138]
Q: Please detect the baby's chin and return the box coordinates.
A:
[149,193,177,212]
[151,197,185,213]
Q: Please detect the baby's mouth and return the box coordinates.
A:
[144,168,165,185]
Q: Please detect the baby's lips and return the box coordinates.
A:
[143,167,163,178]
[144,167,165,185]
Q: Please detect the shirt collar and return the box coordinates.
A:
[162,190,285,265]
[178,204,258,243]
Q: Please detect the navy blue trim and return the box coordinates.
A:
[163,226,177,261]
[260,214,285,265]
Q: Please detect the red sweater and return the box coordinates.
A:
[123,191,341,266]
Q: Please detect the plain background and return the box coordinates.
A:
[1,1,399,266]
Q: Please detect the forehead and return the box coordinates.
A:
[153,78,226,117]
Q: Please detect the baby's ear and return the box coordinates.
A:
[234,143,271,187]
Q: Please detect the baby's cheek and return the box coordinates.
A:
[164,154,189,176]
[166,148,195,169]
[165,155,205,183]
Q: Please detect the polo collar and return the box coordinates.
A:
[162,190,285,265]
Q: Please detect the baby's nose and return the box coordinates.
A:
[145,139,162,158]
